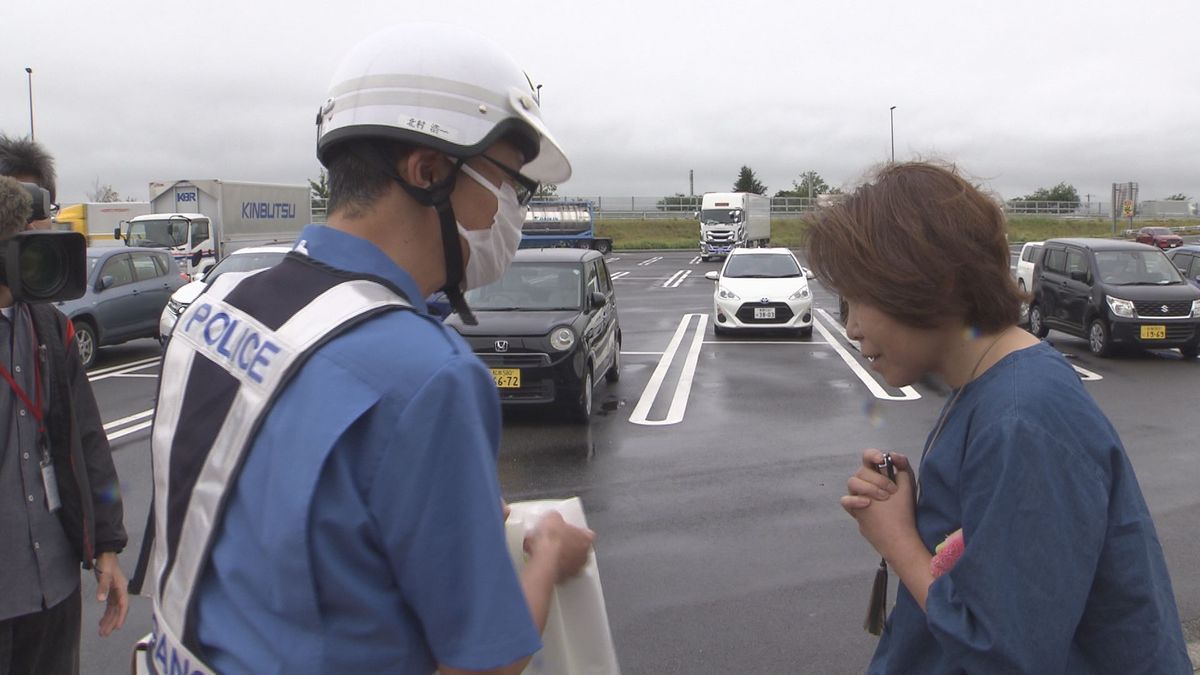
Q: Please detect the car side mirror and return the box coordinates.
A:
[802,267,815,280]
[194,271,207,283]
[590,291,608,309]
[113,226,122,240]
[97,275,114,291]
[1070,270,1088,283]
[704,271,719,281]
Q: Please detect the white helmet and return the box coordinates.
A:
[316,23,571,184]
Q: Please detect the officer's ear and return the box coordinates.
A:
[398,148,449,190]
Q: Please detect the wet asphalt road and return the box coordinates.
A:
[78,248,1199,674]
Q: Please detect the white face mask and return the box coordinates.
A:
[456,162,527,290]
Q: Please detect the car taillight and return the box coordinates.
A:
[179,273,189,281]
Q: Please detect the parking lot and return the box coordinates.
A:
[81,248,1199,673]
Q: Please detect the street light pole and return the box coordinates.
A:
[889,105,896,163]
[535,84,542,106]
[25,67,35,140]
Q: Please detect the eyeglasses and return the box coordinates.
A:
[478,155,540,206]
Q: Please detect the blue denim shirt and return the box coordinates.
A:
[194,225,540,673]
[870,342,1190,674]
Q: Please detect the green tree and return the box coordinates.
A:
[774,171,839,199]
[1019,182,1079,203]
[308,169,330,201]
[732,166,767,194]
[1166,193,1189,200]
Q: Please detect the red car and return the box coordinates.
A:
[1135,226,1184,249]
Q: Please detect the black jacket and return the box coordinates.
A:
[29,303,127,569]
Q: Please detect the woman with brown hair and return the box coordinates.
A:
[807,161,1190,673]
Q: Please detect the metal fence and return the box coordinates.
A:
[311,196,1198,222]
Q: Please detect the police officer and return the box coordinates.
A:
[145,23,596,675]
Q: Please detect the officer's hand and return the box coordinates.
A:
[524,511,595,583]
[94,551,129,636]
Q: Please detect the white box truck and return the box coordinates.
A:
[698,192,770,261]
[54,202,151,246]
[116,179,311,278]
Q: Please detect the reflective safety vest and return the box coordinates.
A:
[144,252,412,674]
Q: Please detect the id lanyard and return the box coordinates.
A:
[0,313,60,512]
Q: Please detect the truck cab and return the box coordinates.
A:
[117,213,214,279]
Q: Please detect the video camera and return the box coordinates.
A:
[0,183,88,303]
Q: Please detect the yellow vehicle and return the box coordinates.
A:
[55,202,151,245]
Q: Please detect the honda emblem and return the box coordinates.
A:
[495,340,509,352]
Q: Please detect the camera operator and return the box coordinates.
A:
[0,147,129,673]
[0,134,57,230]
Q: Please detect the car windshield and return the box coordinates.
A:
[722,253,802,278]
[1144,227,1172,236]
[465,262,582,310]
[205,251,287,283]
[87,256,100,275]
[700,209,742,224]
[1095,250,1184,285]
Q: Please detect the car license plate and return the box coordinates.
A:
[754,307,776,320]
[1140,325,1166,340]
[491,368,521,388]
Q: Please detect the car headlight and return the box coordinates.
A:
[1192,299,1200,318]
[549,326,576,352]
[717,286,740,300]
[788,287,810,301]
[1105,295,1135,318]
[167,298,187,315]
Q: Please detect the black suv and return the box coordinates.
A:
[1028,238,1200,358]
[446,248,621,422]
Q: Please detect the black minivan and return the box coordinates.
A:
[446,248,621,422]
[1028,238,1200,358]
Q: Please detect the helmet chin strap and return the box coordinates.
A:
[351,142,477,325]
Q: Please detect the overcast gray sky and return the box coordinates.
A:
[6,0,1200,207]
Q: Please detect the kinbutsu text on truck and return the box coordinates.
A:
[697,192,771,261]
[114,179,311,278]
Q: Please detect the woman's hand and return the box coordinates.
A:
[841,450,918,561]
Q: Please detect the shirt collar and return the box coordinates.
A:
[292,225,429,314]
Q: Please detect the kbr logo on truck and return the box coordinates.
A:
[176,188,199,207]
[241,202,297,219]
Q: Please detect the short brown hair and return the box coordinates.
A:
[0,134,56,203]
[0,176,33,240]
[805,161,1022,332]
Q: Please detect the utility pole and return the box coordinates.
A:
[889,106,897,163]
[25,67,35,140]
[689,169,694,196]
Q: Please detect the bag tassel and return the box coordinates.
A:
[863,557,889,635]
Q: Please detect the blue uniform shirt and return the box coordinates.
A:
[194,225,540,673]
[870,342,1190,674]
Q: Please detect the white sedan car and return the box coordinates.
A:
[158,245,291,341]
[704,248,815,336]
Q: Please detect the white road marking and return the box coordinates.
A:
[610,271,631,280]
[104,409,153,430]
[662,270,692,288]
[638,256,663,266]
[621,351,664,355]
[88,356,160,379]
[607,257,621,262]
[813,310,921,401]
[630,314,708,426]
[108,420,153,440]
[1070,363,1103,381]
[109,373,160,378]
[689,256,702,265]
[704,340,829,345]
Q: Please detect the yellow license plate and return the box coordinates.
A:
[1140,325,1166,339]
[491,368,521,388]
